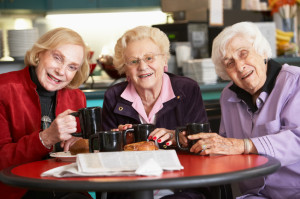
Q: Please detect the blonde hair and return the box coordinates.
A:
[25,27,90,89]
[211,21,272,80]
[114,26,170,75]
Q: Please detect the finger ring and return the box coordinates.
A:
[202,144,206,150]
[168,133,174,139]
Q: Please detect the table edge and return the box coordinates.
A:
[0,155,281,192]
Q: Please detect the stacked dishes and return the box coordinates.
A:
[7,28,39,60]
[0,30,3,58]
[183,58,218,84]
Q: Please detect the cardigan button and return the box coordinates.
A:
[177,96,180,99]
[118,106,124,111]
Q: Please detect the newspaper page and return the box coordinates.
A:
[77,149,183,173]
[41,149,183,177]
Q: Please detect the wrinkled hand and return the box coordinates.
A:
[148,128,188,147]
[61,136,82,151]
[40,109,78,148]
[188,133,244,155]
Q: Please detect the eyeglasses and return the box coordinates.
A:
[125,53,164,67]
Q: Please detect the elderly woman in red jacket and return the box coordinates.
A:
[0,28,91,199]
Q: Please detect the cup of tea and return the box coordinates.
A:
[175,123,211,151]
[70,107,102,139]
[123,124,155,144]
[89,131,126,152]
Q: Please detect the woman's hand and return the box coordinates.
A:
[148,128,188,147]
[114,124,133,131]
[188,133,245,155]
[39,109,78,148]
[61,136,82,151]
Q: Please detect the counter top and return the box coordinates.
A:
[82,81,229,103]
[199,81,229,91]
[274,57,300,66]
[0,60,24,64]
[0,60,25,74]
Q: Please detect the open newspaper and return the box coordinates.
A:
[42,149,183,177]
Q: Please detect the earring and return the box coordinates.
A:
[35,58,40,65]
[264,59,267,64]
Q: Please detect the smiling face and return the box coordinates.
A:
[124,38,166,92]
[35,44,84,92]
[223,35,267,95]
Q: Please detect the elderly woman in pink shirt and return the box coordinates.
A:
[101,26,207,147]
[100,26,208,199]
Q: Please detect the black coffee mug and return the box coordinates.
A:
[175,123,210,151]
[89,131,126,152]
[123,124,155,144]
[70,107,102,139]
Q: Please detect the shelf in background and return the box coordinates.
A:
[274,57,300,66]
[83,81,229,108]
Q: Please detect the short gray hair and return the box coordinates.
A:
[114,26,170,75]
[211,21,272,80]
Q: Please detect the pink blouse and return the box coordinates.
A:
[121,73,175,124]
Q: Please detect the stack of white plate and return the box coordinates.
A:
[7,28,39,60]
[183,58,218,84]
[0,30,3,58]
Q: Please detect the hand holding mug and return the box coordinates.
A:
[148,128,186,147]
[40,109,77,148]
[175,123,211,153]
[189,133,247,155]
[122,124,155,143]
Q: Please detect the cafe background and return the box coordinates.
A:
[0,0,298,198]
[0,0,299,123]
[1,0,299,135]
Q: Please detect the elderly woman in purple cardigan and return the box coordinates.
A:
[188,21,300,198]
